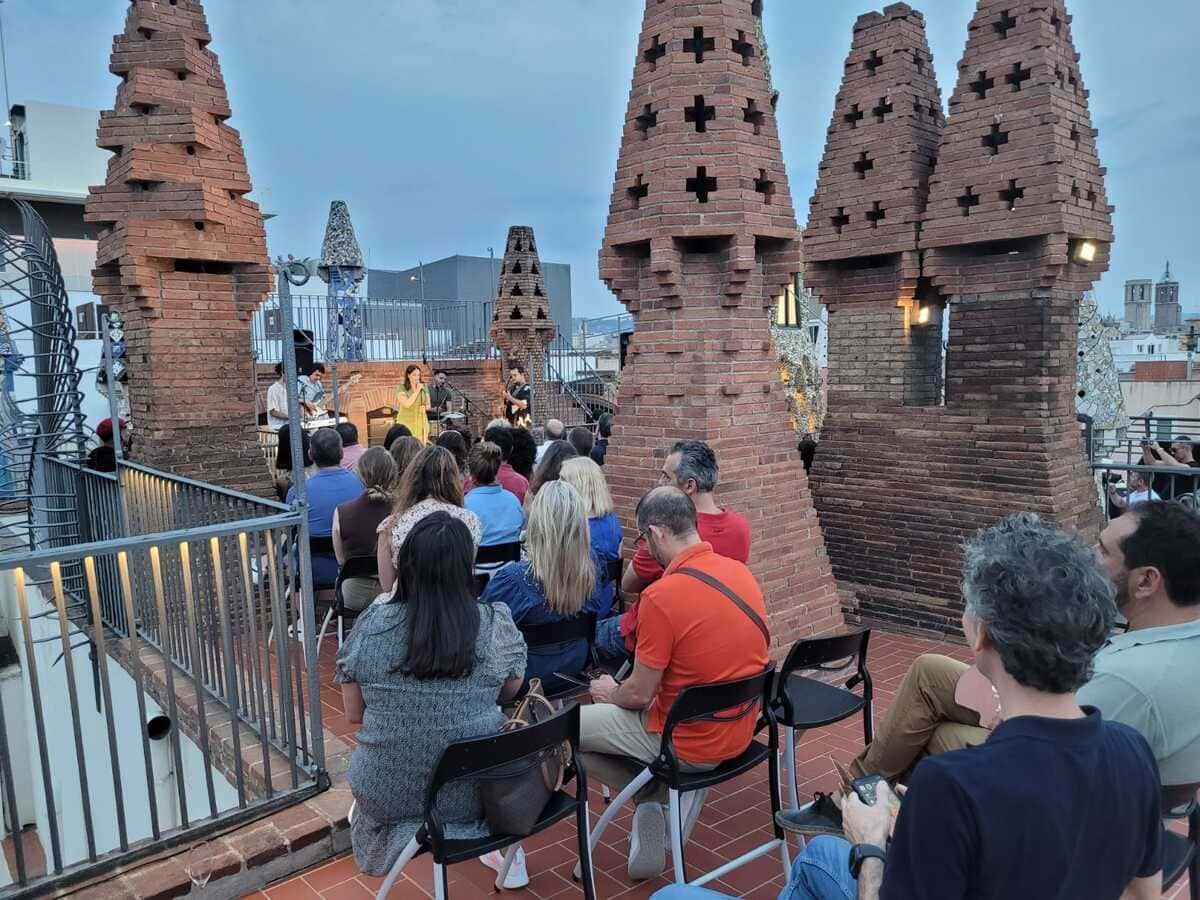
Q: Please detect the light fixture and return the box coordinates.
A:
[917,305,932,325]
[1071,239,1098,265]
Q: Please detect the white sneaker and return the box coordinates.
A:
[679,787,709,844]
[627,802,667,880]
[480,847,529,889]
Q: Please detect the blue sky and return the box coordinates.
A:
[14,0,1199,319]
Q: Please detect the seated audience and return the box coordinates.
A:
[287,428,363,587]
[560,456,622,617]
[464,441,525,549]
[760,513,1163,900]
[591,413,613,466]
[388,435,422,484]
[1108,469,1159,511]
[568,426,594,461]
[435,428,469,474]
[582,486,770,880]
[481,481,605,694]
[336,513,527,877]
[526,440,576,504]
[454,425,475,448]
[382,423,411,451]
[597,440,750,658]
[332,448,397,610]
[536,418,566,464]
[463,425,529,503]
[508,426,537,481]
[336,422,367,473]
[377,445,482,593]
[486,417,511,434]
[778,501,1200,820]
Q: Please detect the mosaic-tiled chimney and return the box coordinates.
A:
[85,0,271,492]
[806,1,1112,637]
[600,0,842,651]
[489,225,557,419]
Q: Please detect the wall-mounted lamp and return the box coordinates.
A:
[916,305,932,325]
[1071,239,1098,265]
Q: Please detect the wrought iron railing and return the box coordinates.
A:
[252,293,498,363]
[0,458,324,895]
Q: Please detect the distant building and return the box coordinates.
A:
[1123,278,1153,333]
[369,254,572,342]
[1154,261,1182,335]
[1109,332,1191,374]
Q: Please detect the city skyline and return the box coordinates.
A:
[12,0,1197,319]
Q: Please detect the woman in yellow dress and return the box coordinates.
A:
[394,365,431,444]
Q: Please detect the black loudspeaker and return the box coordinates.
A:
[619,330,634,370]
[292,329,315,374]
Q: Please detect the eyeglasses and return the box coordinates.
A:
[635,527,650,547]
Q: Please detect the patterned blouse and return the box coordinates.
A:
[378,498,483,562]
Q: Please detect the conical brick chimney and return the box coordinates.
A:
[86,0,271,492]
[601,0,841,650]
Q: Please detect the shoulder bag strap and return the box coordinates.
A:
[675,567,769,646]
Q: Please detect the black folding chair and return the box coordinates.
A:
[518,612,598,703]
[374,703,597,900]
[310,534,339,590]
[581,666,788,887]
[1162,782,1200,897]
[317,555,379,655]
[772,630,874,810]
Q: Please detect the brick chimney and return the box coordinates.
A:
[86,0,272,493]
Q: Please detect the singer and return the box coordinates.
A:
[394,364,431,443]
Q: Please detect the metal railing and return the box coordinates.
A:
[535,337,618,427]
[252,293,498,363]
[0,458,324,895]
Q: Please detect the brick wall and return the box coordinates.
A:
[1133,361,1188,382]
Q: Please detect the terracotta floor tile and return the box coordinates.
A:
[319,878,374,899]
[265,879,323,899]
[301,855,362,892]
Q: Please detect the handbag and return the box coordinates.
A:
[478,678,572,836]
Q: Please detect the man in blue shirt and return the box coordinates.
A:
[655,514,1163,900]
[287,427,362,586]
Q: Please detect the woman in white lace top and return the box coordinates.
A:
[377,444,482,592]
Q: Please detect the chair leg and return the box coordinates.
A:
[864,701,875,745]
[576,796,598,900]
[600,784,610,803]
[338,611,345,648]
[433,863,448,900]
[375,836,420,900]
[494,843,521,890]
[782,726,800,810]
[573,768,654,880]
[316,606,335,657]
[668,788,686,884]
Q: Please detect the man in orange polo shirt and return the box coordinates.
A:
[584,486,770,880]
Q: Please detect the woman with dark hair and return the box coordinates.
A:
[336,513,527,876]
[435,428,469,475]
[377,445,482,592]
[507,426,537,481]
[388,435,423,485]
[525,440,577,507]
[383,423,412,450]
[394,364,431,444]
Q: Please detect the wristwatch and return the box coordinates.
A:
[848,843,887,877]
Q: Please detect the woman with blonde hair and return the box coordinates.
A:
[377,445,481,593]
[559,456,622,618]
[480,480,604,694]
[332,448,397,610]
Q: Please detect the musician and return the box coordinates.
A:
[298,363,327,417]
[427,369,453,422]
[394,364,431,443]
[266,363,290,430]
[504,364,531,428]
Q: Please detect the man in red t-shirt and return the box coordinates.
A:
[596,440,750,658]
[582,486,770,880]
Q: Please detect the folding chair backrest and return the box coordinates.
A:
[1162,782,1200,817]
[605,557,623,586]
[310,534,336,557]
[424,702,581,842]
[338,554,379,582]
[519,613,597,653]
[780,630,871,684]
[662,667,774,738]
[476,542,522,567]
